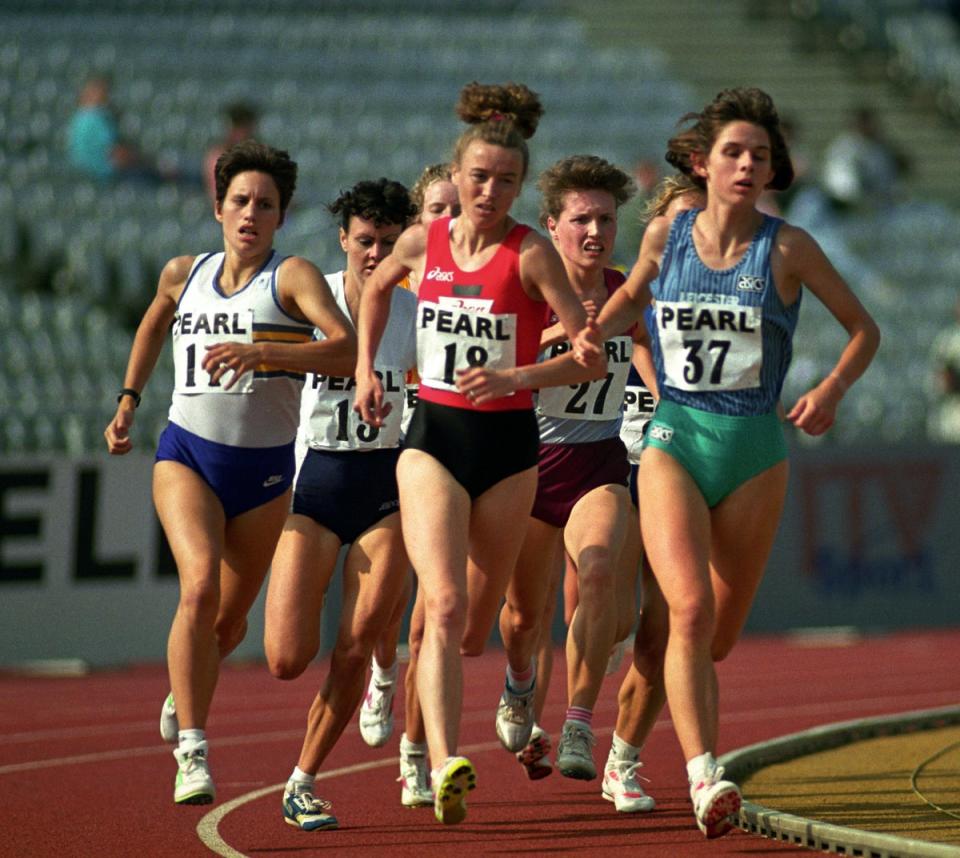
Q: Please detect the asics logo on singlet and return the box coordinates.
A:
[425,266,454,282]
[649,424,674,444]
[737,275,765,292]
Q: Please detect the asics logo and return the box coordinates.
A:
[737,275,765,292]
[262,474,284,487]
[425,266,454,282]
[649,424,673,443]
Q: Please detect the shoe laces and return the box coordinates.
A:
[364,683,393,715]
[291,786,332,813]
[397,756,430,790]
[562,724,595,754]
[500,690,533,724]
[179,747,208,773]
[611,758,649,788]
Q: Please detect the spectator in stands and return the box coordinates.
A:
[928,296,960,442]
[67,73,169,183]
[204,102,259,202]
[820,105,909,213]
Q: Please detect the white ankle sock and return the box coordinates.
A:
[610,732,641,761]
[178,728,205,749]
[372,655,398,686]
[290,766,315,787]
[686,751,716,785]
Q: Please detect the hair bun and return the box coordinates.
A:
[456,81,543,140]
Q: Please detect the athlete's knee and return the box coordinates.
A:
[423,587,468,634]
[177,579,220,627]
[575,554,617,606]
[266,640,316,680]
[459,630,487,657]
[667,595,715,643]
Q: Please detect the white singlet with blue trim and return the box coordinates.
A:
[301,271,416,451]
[168,251,314,447]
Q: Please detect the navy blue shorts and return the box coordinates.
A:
[292,446,401,545]
[155,422,295,519]
[628,462,639,508]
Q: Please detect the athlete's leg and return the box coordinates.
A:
[373,570,413,671]
[397,449,472,769]
[637,447,714,760]
[264,515,342,679]
[615,558,668,746]
[709,461,789,661]
[403,586,426,744]
[497,517,562,672]
[154,461,225,732]
[218,489,291,657]
[296,513,410,773]
[563,484,631,711]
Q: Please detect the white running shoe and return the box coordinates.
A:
[398,738,433,808]
[358,675,395,748]
[495,684,535,752]
[173,741,215,805]
[557,721,597,780]
[160,692,178,744]
[515,725,553,780]
[602,755,655,812]
[282,781,338,831]
[690,764,741,839]
[431,756,476,825]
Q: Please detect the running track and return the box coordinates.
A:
[2,629,959,857]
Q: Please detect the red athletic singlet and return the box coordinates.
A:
[416,216,546,411]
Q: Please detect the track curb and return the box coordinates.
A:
[720,704,960,857]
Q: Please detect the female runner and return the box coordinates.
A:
[103,140,355,805]
[263,178,418,830]
[358,162,461,810]
[354,82,597,825]
[574,88,880,837]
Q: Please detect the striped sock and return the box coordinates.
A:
[564,706,592,728]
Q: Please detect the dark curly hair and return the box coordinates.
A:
[537,154,636,229]
[665,87,794,192]
[327,178,417,232]
[452,81,544,179]
[214,139,297,213]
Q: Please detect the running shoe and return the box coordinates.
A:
[358,674,395,748]
[494,684,535,752]
[431,755,476,825]
[515,725,552,780]
[398,738,433,808]
[282,781,338,831]
[160,692,178,744]
[556,721,597,780]
[602,755,655,812]
[173,741,215,805]
[690,764,741,839]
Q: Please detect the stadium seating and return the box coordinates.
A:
[1,0,957,451]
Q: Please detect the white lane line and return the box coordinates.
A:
[196,737,506,858]
[2,687,958,776]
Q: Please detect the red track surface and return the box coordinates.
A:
[2,629,959,857]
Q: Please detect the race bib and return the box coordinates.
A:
[304,366,405,450]
[417,299,517,392]
[536,335,633,422]
[657,300,762,392]
[620,383,656,463]
[173,309,254,394]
